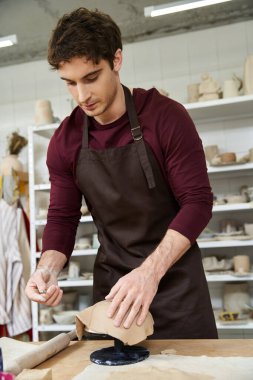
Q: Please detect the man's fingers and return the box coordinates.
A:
[112,296,134,327]
[44,287,61,306]
[35,271,48,293]
[45,284,58,297]
[25,282,47,303]
[26,290,46,303]
[123,299,142,329]
[137,304,149,326]
[105,282,120,301]
[51,289,63,307]
[25,282,62,306]
[106,288,127,318]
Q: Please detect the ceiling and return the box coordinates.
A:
[0,0,253,68]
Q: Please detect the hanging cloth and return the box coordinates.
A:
[0,199,32,336]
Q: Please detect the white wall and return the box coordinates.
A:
[0,19,252,170]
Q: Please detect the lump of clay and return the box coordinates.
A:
[75,300,154,345]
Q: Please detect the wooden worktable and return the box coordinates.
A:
[36,339,253,380]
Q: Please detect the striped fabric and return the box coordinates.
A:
[0,199,32,336]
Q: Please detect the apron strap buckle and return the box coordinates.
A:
[131,126,142,141]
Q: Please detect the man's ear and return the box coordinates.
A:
[113,49,123,72]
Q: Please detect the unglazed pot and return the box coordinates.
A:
[223,75,242,98]
[243,54,253,95]
[34,99,54,126]
[204,145,219,164]
[220,152,236,163]
[223,283,250,313]
[187,83,199,103]
[249,148,253,162]
[233,255,250,273]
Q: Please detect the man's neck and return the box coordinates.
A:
[94,84,126,125]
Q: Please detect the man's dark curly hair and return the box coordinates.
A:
[48,7,122,70]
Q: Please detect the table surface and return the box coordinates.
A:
[36,339,253,380]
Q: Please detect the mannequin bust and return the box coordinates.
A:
[0,132,27,176]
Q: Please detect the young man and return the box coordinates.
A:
[26,8,217,339]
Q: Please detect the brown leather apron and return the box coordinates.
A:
[76,85,218,339]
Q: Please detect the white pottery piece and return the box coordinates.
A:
[223,283,250,313]
[243,54,253,95]
[223,75,242,98]
[34,99,54,126]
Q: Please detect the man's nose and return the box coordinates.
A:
[77,83,91,103]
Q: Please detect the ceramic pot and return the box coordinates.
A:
[68,261,80,279]
[204,145,219,164]
[223,75,242,98]
[247,187,253,201]
[243,54,253,95]
[187,83,199,103]
[249,148,253,162]
[233,255,250,273]
[92,233,100,249]
[244,223,253,237]
[220,152,236,163]
[34,99,54,126]
[223,283,250,313]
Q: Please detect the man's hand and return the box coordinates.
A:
[105,229,191,330]
[25,268,63,306]
[105,264,158,329]
[25,250,67,306]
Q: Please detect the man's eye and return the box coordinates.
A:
[66,82,76,86]
[86,76,98,82]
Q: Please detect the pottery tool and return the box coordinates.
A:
[3,329,77,376]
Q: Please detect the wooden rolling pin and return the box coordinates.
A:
[6,329,77,376]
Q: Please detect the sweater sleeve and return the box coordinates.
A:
[42,130,82,262]
[159,101,213,244]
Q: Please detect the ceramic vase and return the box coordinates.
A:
[34,99,54,126]
[243,54,253,95]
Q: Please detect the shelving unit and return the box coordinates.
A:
[28,123,97,340]
[35,215,93,226]
[212,203,253,212]
[216,321,253,330]
[184,94,253,122]
[198,240,253,249]
[35,249,97,259]
[207,162,253,174]
[206,274,253,282]
[185,95,253,337]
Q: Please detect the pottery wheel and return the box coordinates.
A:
[90,338,149,366]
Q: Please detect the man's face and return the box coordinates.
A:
[58,51,122,124]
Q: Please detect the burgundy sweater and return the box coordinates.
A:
[42,87,213,260]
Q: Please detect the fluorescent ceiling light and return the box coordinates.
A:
[0,34,18,48]
[144,0,233,17]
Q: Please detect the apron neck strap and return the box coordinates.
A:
[122,85,142,141]
[122,85,155,189]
